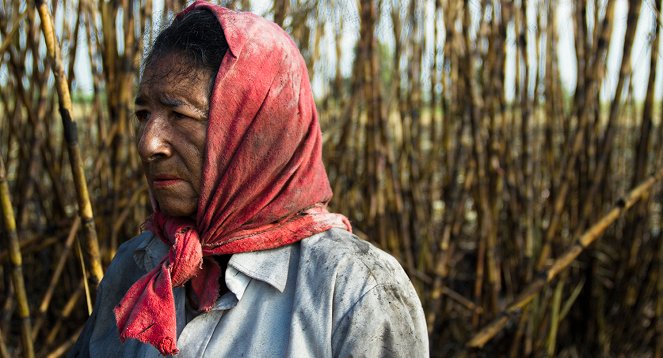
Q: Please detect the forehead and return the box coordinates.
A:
[138,53,213,103]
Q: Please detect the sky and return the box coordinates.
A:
[66,0,663,103]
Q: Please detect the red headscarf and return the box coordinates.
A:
[113,2,351,354]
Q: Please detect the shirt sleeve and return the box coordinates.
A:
[331,283,429,358]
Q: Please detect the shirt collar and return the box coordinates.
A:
[133,231,167,272]
[227,245,292,293]
[133,231,292,294]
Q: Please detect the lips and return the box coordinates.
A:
[151,174,183,188]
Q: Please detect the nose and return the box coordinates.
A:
[137,114,172,162]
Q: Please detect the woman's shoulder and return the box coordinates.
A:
[101,231,158,292]
[113,231,153,262]
[299,228,411,288]
[297,228,428,356]
[300,229,414,298]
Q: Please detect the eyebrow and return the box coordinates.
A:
[159,94,208,117]
[134,94,186,108]
[134,93,207,117]
[158,95,185,108]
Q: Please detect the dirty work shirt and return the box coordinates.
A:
[70,228,429,357]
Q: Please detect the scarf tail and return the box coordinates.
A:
[114,262,179,355]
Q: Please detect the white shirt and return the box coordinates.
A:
[70,228,429,357]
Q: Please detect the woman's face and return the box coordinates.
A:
[135,53,212,218]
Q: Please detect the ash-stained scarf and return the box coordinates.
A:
[113,2,351,355]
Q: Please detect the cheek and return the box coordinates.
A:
[184,123,207,193]
[192,127,207,160]
[135,126,147,160]
[191,149,204,194]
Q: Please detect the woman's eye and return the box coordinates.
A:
[135,110,150,122]
[173,112,189,120]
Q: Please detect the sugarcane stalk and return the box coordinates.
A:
[31,217,80,338]
[536,0,617,269]
[429,0,441,148]
[76,238,93,315]
[427,164,474,332]
[604,7,657,326]
[35,0,103,286]
[0,327,9,358]
[468,166,663,348]
[45,282,84,347]
[656,209,663,358]
[1,289,14,345]
[577,0,641,231]
[543,0,557,194]
[0,10,25,57]
[546,277,564,356]
[44,326,83,358]
[273,0,288,27]
[517,0,534,266]
[460,0,499,318]
[0,156,34,358]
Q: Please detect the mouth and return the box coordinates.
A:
[151,174,183,188]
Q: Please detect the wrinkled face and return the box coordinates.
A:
[135,53,212,218]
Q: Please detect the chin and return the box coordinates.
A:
[156,200,196,218]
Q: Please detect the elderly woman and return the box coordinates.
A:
[71,1,428,356]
